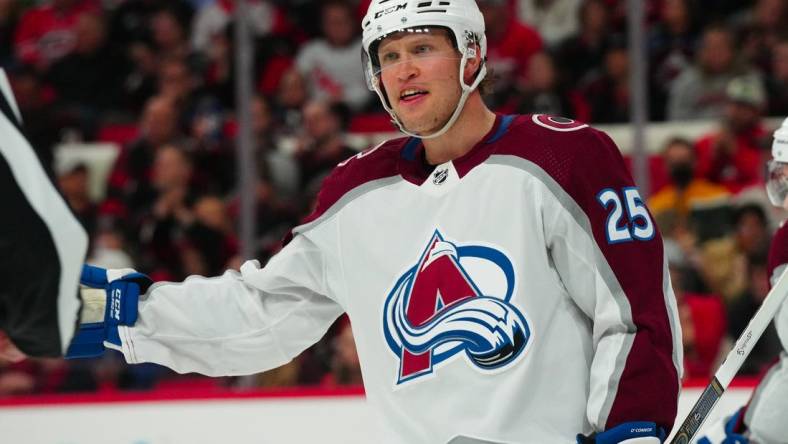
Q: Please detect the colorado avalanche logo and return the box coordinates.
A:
[383,230,531,384]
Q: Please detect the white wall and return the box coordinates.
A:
[0,387,754,444]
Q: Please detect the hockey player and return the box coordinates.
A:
[697,119,788,444]
[0,69,88,361]
[65,1,682,442]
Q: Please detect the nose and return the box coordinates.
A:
[394,55,419,82]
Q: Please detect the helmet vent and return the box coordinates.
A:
[438,1,450,4]
[416,8,448,13]
[417,1,433,6]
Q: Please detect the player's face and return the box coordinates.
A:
[767,160,788,209]
[376,29,463,135]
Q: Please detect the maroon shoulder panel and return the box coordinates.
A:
[282,137,408,245]
[495,115,679,433]
[768,223,788,285]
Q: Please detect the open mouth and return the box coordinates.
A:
[399,88,429,103]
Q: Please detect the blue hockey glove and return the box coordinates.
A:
[577,422,665,444]
[697,408,749,444]
[65,264,152,358]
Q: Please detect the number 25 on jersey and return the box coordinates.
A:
[597,187,655,244]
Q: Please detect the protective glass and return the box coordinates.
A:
[766,159,788,207]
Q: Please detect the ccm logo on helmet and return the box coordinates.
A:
[374,3,407,19]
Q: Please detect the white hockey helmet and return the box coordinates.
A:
[767,117,788,207]
[361,0,488,139]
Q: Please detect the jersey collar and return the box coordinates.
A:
[397,114,517,185]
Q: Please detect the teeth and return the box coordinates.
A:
[401,89,426,98]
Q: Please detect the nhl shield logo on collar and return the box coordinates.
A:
[382,230,531,385]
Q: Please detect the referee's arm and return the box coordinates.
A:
[0,69,88,357]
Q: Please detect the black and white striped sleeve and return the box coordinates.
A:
[0,69,88,356]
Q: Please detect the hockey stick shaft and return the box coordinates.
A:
[670,266,788,444]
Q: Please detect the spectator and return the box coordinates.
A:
[669,262,726,379]
[157,56,196,106]
[109,1,193,113]
[107,96,188,219]
[197,19,233,107]
[150,7,191,61]
[13,0,99,70]
[295,100,355,198]
[579,39,631,123]
[667,25,754,121]
[554,0,611,87]
[137,144,198,278]
[694,75,771,193]
[46,13,128,137]
[294,0,370,111]
[251,95,300,199]
[478,0,543,111]
[56,162,97,234]
[701,203,772,303]
[732,0,788,74]
[182,195,238,276]
[122,41,160,114]
[272,68,309,136]
[87,221,135,271]
[225,96,301,257]
[190,0,273,53]
[725,253,782,375]
[107,0,193,49]
[516,0,581,49]
[648,0,698,120]
[765,38,788,116]
[513,51,581,119]
[648,137,730,225]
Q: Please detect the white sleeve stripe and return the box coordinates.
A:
[0,78,88,354]
[663,251,684,381]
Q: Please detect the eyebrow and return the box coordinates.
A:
[378,35,445,54]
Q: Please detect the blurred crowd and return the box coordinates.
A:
[1,0,787,397]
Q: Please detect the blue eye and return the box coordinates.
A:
[381,52,398,63]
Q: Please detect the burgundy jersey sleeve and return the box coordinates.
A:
[570,129,680,433]
[498,116,681,434]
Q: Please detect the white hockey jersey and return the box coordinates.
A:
[742,222,788,443]
[113,114,683,443]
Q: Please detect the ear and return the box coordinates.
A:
[463,44,483,82]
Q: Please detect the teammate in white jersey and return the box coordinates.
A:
[697,119,788,444]
[65,1,683,442]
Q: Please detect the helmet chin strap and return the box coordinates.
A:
[373,49,487,140]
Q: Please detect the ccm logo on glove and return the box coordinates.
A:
[111,288,122,321]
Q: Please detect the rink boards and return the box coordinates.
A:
[0,382,757,444]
